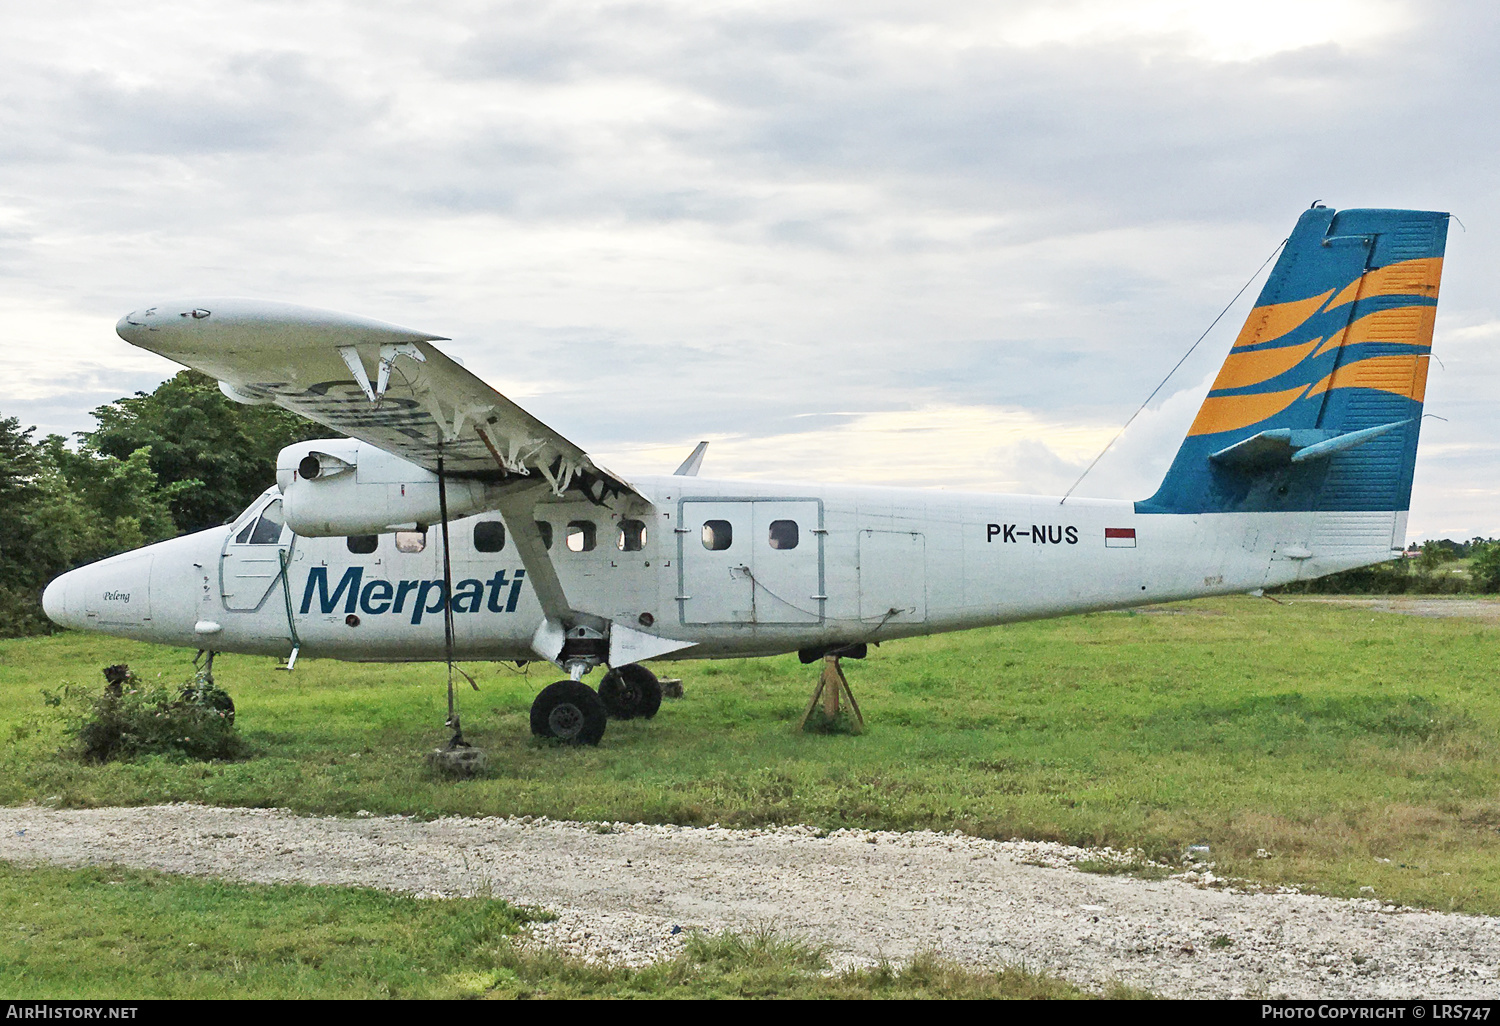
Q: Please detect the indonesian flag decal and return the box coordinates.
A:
[1105,527,1137,549]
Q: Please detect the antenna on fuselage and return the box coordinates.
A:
[674,440,709,476]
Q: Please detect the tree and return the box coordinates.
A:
[85,370,324,533]
[1470,542,1500,594]
[1,369,330,636]
[0,420,183,636]
[0,416,48,634]
[1416,541,1458,574]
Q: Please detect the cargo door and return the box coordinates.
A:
[858,530,927,624]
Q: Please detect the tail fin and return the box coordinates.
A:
[1138,205,1448,515]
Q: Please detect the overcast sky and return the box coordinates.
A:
[3,0,1497,540]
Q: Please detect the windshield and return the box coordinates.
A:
[233,497,287,545]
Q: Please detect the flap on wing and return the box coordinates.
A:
[117,298,642,507]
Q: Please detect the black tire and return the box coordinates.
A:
[530,681,607,745]
[598,664,663,720]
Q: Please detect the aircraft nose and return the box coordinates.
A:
[41,571,78,629]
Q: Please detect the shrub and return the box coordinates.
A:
[49,666,244,763]
[1470,542,1500,593]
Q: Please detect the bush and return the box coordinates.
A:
[1470,543,1500,593]
[49,666,244,763]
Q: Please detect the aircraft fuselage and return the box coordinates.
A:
[43,473,1400,665]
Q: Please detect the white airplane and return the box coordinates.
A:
[43,205,1448,745]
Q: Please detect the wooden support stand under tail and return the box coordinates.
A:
[798,655,865,734]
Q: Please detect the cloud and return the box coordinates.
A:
[2,1,1498,540]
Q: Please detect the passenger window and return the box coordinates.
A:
[535,522,553,550]
[566,521,596,552]
[247,500,286,545]
[702,520,732,551]
[473,521,505,553]
[618,519,646,552]
[346,535,378,554]
[395,530,427,553]
[768,520,799,550]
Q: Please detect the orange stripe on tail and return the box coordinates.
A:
[1231,290,1334,349]
[1324,257,1443,312]
[1209,338,1322,390]
[1187,384,1308,437]
[1307,353,1431,402]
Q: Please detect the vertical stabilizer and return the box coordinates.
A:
[1138,206,1447,516]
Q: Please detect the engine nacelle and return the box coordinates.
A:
[276,439,496,537]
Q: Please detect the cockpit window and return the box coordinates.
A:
[236,499,286,545]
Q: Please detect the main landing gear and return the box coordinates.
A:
[598,664,663,720]
[529,663,663,745]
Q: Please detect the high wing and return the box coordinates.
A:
[115,298,639,506]
[116,298,692,668]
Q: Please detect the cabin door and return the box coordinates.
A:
[678,498,823,625]
[220,497,294,612]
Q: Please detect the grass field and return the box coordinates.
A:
[1,863,1108,998]
[4,595,1500,918]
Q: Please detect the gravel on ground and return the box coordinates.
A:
[2,804,1497,999]
[1290,596,1500,621]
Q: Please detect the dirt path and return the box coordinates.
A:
[2,804,1496,999]
[1290,596,1500,621]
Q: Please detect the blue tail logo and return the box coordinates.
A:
[1139,206,1448,515]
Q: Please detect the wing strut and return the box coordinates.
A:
[437,453,468,749]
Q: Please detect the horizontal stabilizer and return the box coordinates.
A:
[1290,420,1412,463]
[1209,419,1411,469]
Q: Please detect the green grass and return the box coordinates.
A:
[0,861,538,998]
[5,596,1500,914]
[0,863,1107,999]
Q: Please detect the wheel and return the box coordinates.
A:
[530,681,608,745]
[598,664,662,720]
